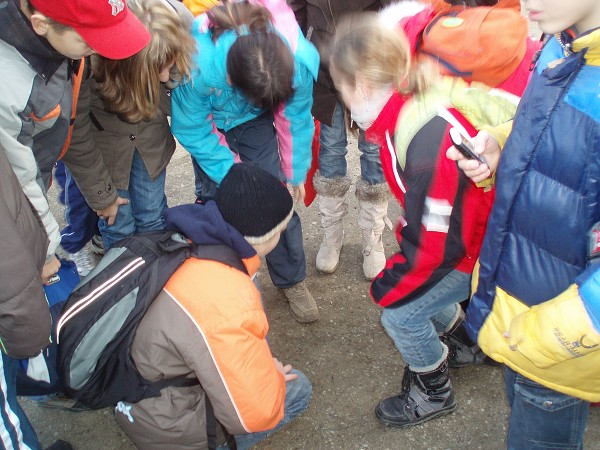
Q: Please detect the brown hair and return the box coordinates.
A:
[329,13,435,97]
[208,1,294,109]
[207,0,272,38]
[93,0,195,122]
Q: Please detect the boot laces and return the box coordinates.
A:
[400,366,413,395]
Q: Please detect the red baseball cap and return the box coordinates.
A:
[29,0,151,59]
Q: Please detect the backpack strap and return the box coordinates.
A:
[205,397,218,450]
[204,396,238,450]
[150,376,237,449]
[205,396,237,450]
[88,111,104,131]
[58,57,87,160]
[149,375,200,391]
[136,231,192,255]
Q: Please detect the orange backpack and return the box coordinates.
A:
[417,0,532,87]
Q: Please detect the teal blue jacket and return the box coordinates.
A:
[171,12,319,185]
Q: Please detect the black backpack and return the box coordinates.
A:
[56,231,195,409]
[57,231,242,449]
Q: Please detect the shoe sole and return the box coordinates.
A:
[36,398,90,413]
[375,403,457,428]
[284,300,320,323]
[316,261,340,274]
[289,310,320,323]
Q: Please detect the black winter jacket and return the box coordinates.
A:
[287,0,394,125]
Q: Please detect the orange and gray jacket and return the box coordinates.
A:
[0,0,76,262]
[115,202,286,449]
[0,146,51,358]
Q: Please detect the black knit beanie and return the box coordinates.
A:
[216,164,294,244]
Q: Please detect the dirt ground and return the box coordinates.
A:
[22,8,600,448]
[26,133,600,450]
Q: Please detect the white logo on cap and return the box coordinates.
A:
[108,0,125,16]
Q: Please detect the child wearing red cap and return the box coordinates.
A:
[0,0,150,282]
[61,0,195,252]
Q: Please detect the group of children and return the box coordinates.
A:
[0,0,599,448]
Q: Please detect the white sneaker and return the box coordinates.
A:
[67,249,96,277]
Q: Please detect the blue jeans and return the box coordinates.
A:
[318,100,384,185]
[0,353,40,449]
[99,151,167,250]
[380,270,469,371]
[55,161,99,253]
[192,112,307,288]
[218,369,312,450]
[505,368,589,449]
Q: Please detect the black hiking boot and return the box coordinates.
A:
[441,320,498,368]
[442,332,487,368]
[375,361,456,427]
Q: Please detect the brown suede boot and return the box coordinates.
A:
[282,280,319,323]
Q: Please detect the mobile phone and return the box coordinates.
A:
[449,128,487,166]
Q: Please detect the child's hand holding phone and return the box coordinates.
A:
[447,129,502,183]
[449,128,487,166]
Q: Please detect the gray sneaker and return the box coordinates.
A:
[282,280,319,323]
[66,249,96,277]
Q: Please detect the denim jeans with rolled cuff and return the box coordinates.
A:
[380,269,469,372]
